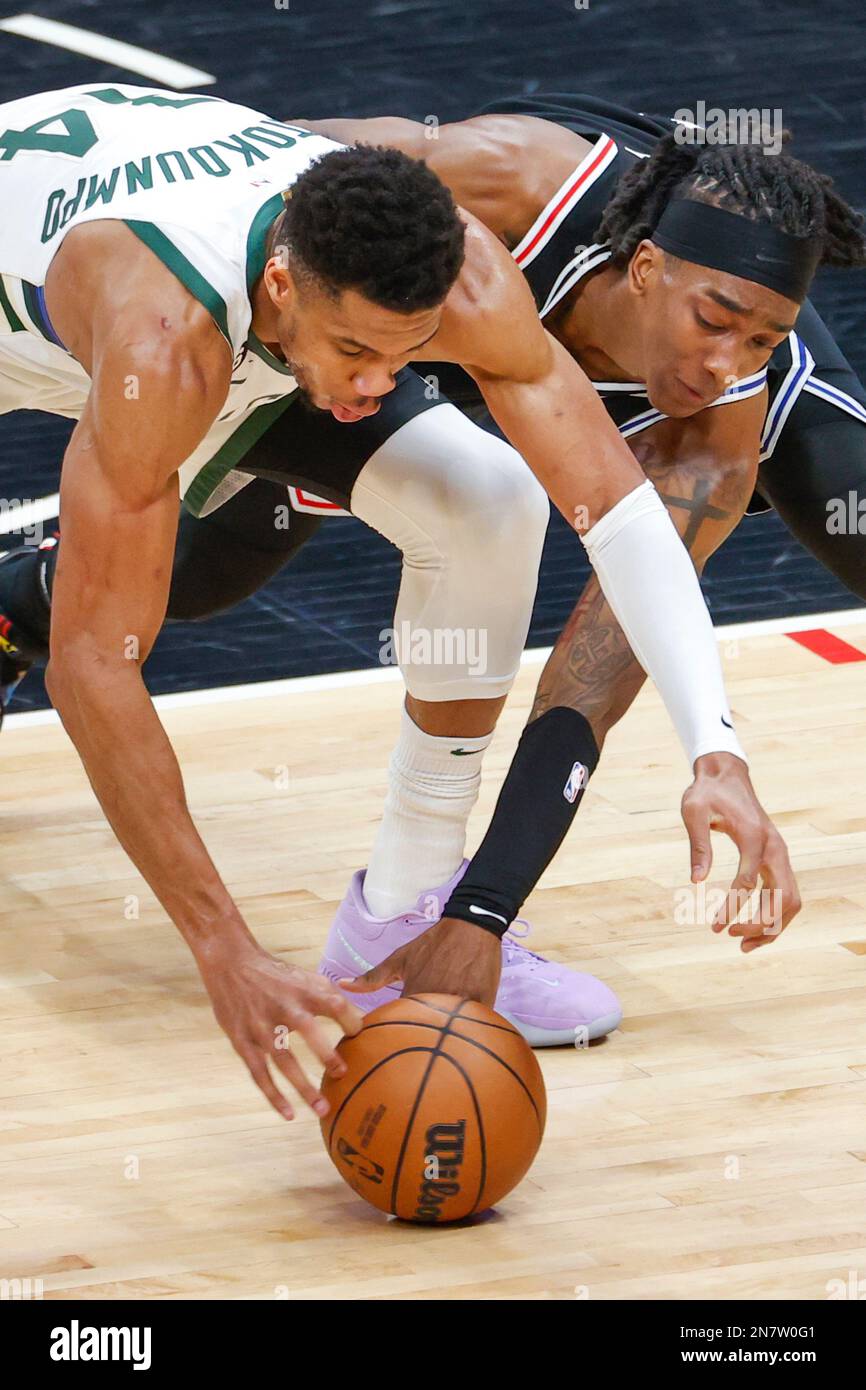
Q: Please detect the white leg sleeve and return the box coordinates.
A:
[351,404,549,702]
[581,480,747,768]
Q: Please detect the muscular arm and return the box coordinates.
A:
[42,223,357,1115]
[44,222,243,949]
[531,396,766,747]
[433,215,645,525]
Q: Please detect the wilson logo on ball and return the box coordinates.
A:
[414,1121,467,1221]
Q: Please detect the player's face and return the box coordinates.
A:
[277,284,442,422]
[633,248,799,417]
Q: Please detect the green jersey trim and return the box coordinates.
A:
[245,193,284,293]
[246,332,294,376]
[123,219,231,346]
[0,276,26,334]
[182,392,298,516]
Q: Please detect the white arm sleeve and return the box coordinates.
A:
[581,479,747,768]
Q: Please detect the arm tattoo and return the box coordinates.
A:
[655,476,728,549]
[529,457,746,738]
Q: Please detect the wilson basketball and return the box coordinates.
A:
[320,993,547,1222]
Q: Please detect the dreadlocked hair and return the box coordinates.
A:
[273,144,465,312]
[596,130,866,274]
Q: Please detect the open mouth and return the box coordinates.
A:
[328,399,380,423]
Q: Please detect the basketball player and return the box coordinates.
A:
[292,96,864,1022]
[0,84,795,1101]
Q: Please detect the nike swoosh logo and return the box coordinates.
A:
[534,977,561,988]
[335,927,374,973]
[469,905,509,926]
[450,748,480,756]
[721,716,733,729]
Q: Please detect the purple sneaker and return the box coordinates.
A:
[318,864,622,1047]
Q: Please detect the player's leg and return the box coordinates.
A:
[348,398,549,915]
[230,367,548,916]
[753,302,866,598]
[166,478,322,620]
[245,373,617,1044]
[185,371,610,1046]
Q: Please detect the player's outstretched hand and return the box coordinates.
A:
[340,917,502,1006]
[196,939,364,1120]
[681,752,801,951]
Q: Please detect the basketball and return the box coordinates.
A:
[319,993,547,1222]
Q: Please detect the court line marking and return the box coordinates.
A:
[786,629,866,664]
[0,14,215,89]
[5,606,865,729]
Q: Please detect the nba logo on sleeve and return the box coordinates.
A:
[563,761,588,803]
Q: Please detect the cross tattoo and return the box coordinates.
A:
[657,477,729,550]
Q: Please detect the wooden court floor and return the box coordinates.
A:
[1,618,865,1301]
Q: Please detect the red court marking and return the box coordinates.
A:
[786,628,866,663]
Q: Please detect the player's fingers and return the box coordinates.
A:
[712,835,763,930]
[269,1041,330,1118]
[760,835,802,932]
[682,797,713,882]
[339,952,404,993]
[290,1011,349,1081]
[240,1046,295,1122]
[305,977,364,1039]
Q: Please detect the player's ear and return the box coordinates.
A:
[628,239,663,298]
[263,242,297,311]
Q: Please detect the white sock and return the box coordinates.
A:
[363,704,493,919]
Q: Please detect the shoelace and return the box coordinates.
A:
[501,918,548,970]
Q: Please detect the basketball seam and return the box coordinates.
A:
[388,997,471,1216]
[325,1046,435,1152]
[360,1020,543,1128]
[365,1010,521,1037]
[402,996,521,1035]
[442,1032,544,1129]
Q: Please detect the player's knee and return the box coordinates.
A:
[436,430,548,552]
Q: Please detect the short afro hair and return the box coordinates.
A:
[274,144,466,312]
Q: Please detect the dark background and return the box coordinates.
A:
[1,0,864,708]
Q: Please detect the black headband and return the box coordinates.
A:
[651,198,821,302]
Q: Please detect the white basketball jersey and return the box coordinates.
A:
[0,83,341,511]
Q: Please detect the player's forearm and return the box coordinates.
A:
[577,482,744,767]
[46,657,252,953]
[530,458,752,747]
[481,366,744,766]
[530,577,647,748]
